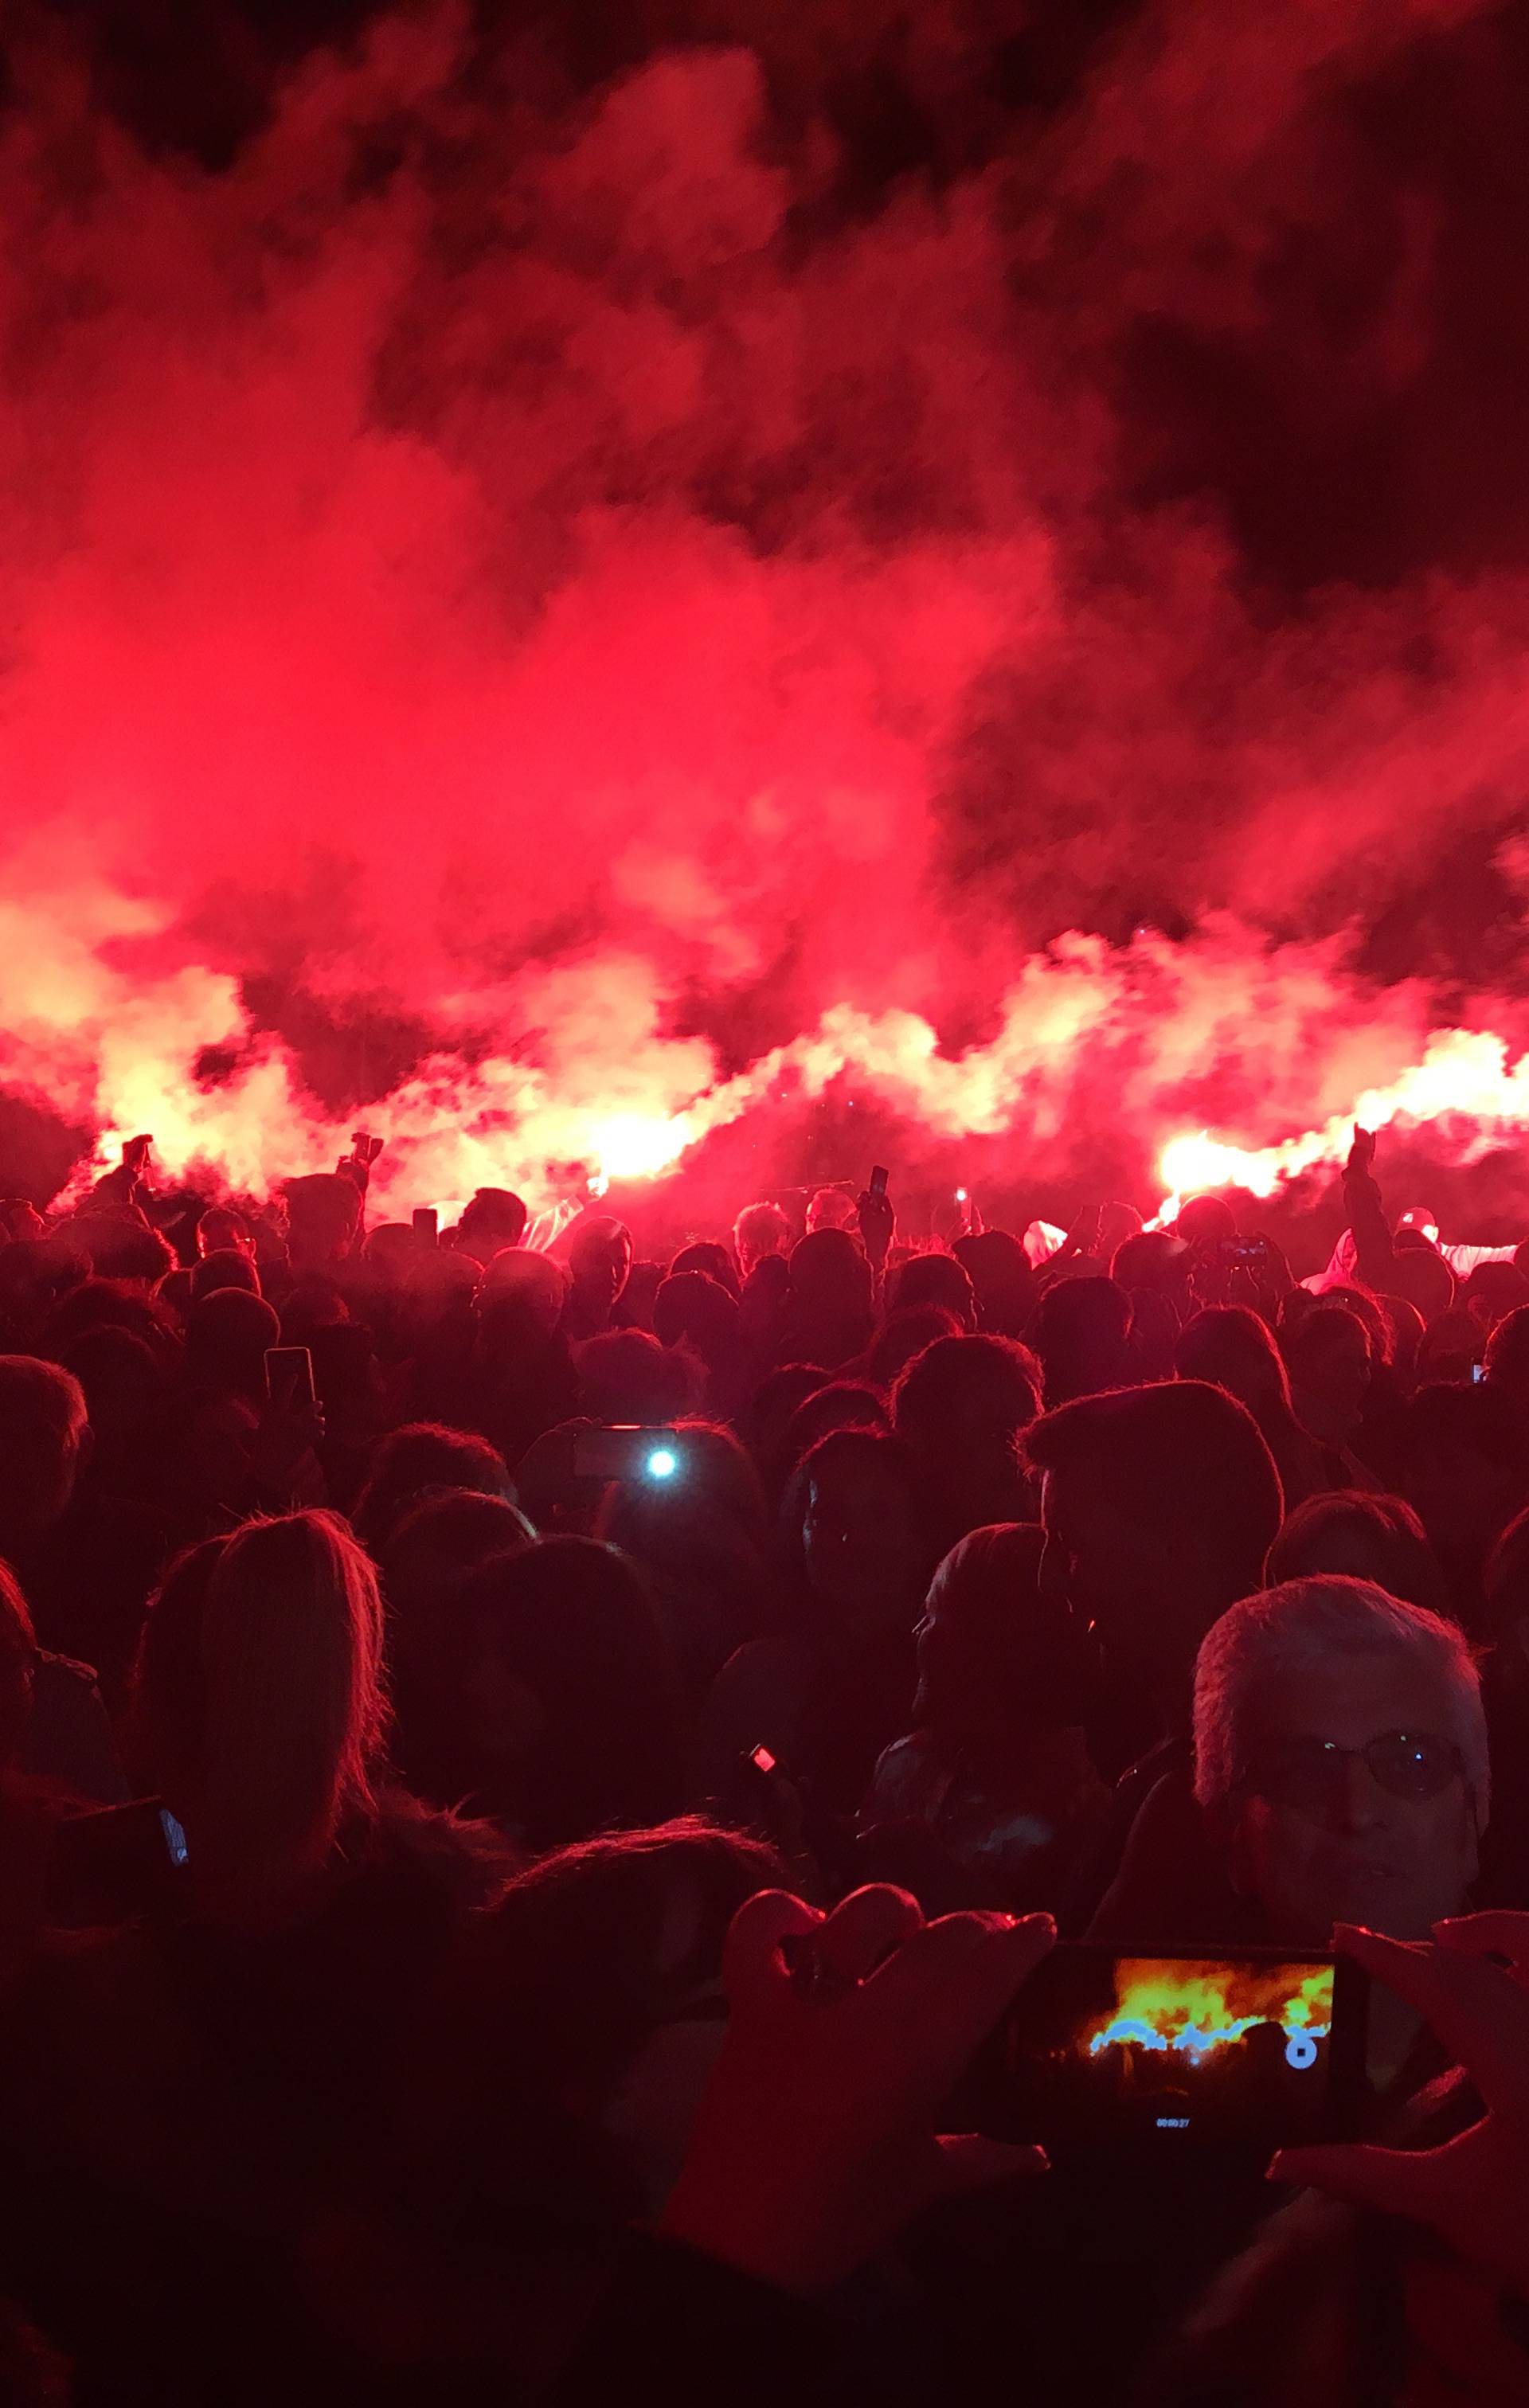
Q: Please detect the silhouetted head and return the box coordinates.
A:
[354,1422,513,1555]
[568,1218,633,1317]
[0,1356,88,1555]
[455,1189,529,1265]
[1174,1306,1292,1426]
[1027,1381,1283,1712]
[190,1247,261,1304]
[893,1334,1041,1468]
[886,1253,977,1331]
[913,1523,1090,1742]
[805,1186,858,1234]
[448,1538,686,1848]
[1033,1276,1134,1406]
[477,1246,568,1346]
[282,1173,362,1271]
[788,1227,870,1314]
[1268,1491,1448,1616]
[1484,1304,1529,1409]
[783,1428,925,1642]
[1174,1195,1238,1248]
[578,1327,698,1425]
[779,1381,889,1482]
[668,1242,739,1300]
[952,1229,1034,1335]
[1110,1230,1191,1311]
[652,1271,742,1368]
[132,1511,386,1929]
[185,1288,280,1403]
[733,1202,790,1280]
[197,1207,255,1261]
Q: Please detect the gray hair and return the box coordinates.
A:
[1194,1575,1488,1821]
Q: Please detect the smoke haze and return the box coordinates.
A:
[3,0,1529,1219]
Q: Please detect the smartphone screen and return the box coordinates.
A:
[967,1947,1365,2152]
[264,1346,316,1409]
[869,1165,889,1197]
[159,1808,190,1869]
[571,1425,682,1484]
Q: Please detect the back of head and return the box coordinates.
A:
[917,1523,1085,1740]
[865,1304,962,1388]
[0,1354,88,1552]
[952,1229,1035,1335]
[1267,1490,1448,1616]
[788,1226,870,1312]
[1033,1276,1133,1405]
[1194,1574,1487,1823]
[456,1187,529,1263]
[577,1327,698,1425]
[282,1173,362,1267]
[61,1211,175,1286]
[1174,1306,1291,1422]
[1027,1380,1283,1599]
[1387,1244,1457,1324]
[886,1253,978,1331]
[780,1381,889,1479]
[354,1422,511,1554]
[805,1186,858,1234]
[734,1202,790,1276]
[458,1538,686,1846]
[1461,1260,1529,1331]
[381,1487,535,1623]
[478,1245,567,1341]
[892,1333,1042,1459]
[668,1241,740,1301]
[135,1511,385,1925]
[1110,1230,1190,1295]
[1173,1195,1238,1248]
[1484,1303,1529,1400]
[652,1270,742,1360]
[190,1248,261,1305]
[409,1816,784,2224]
[185,1287,280,1395]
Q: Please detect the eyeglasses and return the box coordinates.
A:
[1238,1730,1465,1814]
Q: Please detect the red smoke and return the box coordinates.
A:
[2,0,1528,1222]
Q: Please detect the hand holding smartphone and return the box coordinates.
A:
[264,1346,316,1410]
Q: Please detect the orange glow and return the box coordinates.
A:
[1085,1959,1332,2066]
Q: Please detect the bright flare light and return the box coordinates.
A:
[646,1448,678,1480]
[589,1111,694,1187]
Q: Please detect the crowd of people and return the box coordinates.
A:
[0,1126,1524,2401]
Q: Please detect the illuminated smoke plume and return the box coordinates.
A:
[2,0,1529,1220]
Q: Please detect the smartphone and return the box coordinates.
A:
[413,1206,439,1245]
[1218,1238,1269,1263]
[264,1346,316,1409]
[964,1946,1367,2152]
[869,1165,890,1198]
[351,1131,385,1167]
[571,1425,681,1484]
[1472,1362,1485,1383]
[158,1808,190,1869]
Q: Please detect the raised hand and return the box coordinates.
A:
[1345,1124,1377,1178]
[659,1885,1053,2294]
[855,1185,895,1267]
[1271,1915,1529,2299]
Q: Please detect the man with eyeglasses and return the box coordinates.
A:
[1193,1577,1488,1976]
